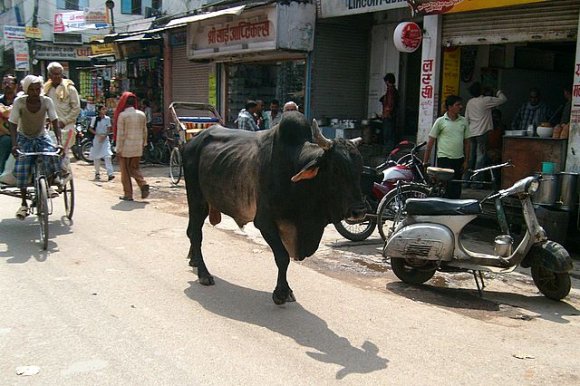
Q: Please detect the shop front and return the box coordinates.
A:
[414,0,580,244]
[183,2,315,127]
[113,36,164,130]
[35,43,93,87]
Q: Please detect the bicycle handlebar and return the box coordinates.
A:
[470,160,513,178]
[16,150,62,157]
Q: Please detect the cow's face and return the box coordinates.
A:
[291,121,366,224]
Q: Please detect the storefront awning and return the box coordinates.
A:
[165,5,246,29]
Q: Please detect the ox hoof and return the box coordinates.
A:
[272,289,296,305]
[198,276,215,286]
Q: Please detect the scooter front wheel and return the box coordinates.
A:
[531,265,571,300]
[390,257,436,285]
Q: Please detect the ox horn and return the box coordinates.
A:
[311,119,333,150]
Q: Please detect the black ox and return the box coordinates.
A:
[183,111,365,304]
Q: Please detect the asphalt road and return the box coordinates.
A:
[0,164,579,385]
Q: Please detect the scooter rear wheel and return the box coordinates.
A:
[390,257,436,285]
[531,265,571,300]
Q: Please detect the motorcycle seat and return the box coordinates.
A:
[405,197,482,215]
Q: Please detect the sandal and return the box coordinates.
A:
[16,205,28,220]
[141,184,150,199]
[119,196,134,201]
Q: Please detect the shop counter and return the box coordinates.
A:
[501,136,567,188]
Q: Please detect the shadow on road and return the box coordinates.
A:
[0,216,73,263]
[184,279,389,379]
[111,200,148,211]
[387,282,579,324]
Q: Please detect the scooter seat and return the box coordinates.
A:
[405,197,482,215]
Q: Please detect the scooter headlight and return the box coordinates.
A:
[528,179,540,195]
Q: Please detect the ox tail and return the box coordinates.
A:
[209,206,222,226]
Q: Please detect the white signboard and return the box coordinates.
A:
[417,15,442,145]
[13,41,29,71]
[565,13,580,172]
[318,0,407,18]
[35,44,92,61]
[3,25,26,41]
[54,10,109,33]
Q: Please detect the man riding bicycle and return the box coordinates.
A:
[8,75,62,220]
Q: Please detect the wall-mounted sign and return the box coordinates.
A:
[3,25,26,41]
[318,0,407,18]
[91,42,115,55]
[407,0,548,16]
[393,22,422,53]
[35,44,92,61]
[187,3,315,60]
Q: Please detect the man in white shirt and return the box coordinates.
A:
[464,82,507,187]
[43,62,81,174]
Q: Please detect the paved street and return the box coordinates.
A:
[0,161,579,384]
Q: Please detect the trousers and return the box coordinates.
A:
[118,156,147,199]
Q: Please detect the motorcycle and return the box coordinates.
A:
[71,120,93,162]
[333,141,427,241]
[383,172,573,300]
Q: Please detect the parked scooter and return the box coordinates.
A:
[71,119,93,162]
[334,141,427,241]
[383,173,573,300]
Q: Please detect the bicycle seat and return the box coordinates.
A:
[426,166,455,182]
[405,197,482,215]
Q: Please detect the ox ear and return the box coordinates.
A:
[291,159,320,183]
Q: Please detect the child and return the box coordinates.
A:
[88,105,115,181]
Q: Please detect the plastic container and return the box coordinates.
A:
[541,161,556,174]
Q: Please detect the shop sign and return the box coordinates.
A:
[393,22,422,53]
[3,25,26,41]
[169,31,187,47]
[407,0,548,16]
[318,0,407,18]
[91,42,115,55]
[188,3,315,60]
[440,47,460,113]
[35,44,92,61]
[13,41,29,71]
[25,27,42,40]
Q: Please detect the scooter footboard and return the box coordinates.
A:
[384,223,454,260]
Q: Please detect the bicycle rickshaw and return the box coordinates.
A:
[0,150,74,250]
[167,102,222,184]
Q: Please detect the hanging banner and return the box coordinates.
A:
[3,25,26,41]
[441,47,460,114]
[407,0,548,16]
[13,41,29,71]
[54,10,109,33]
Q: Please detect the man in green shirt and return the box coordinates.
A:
[423,95,470,199]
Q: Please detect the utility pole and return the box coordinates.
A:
[28,0,40,74]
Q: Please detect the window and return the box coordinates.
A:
[121,0,142,15]
[56,0,88,10]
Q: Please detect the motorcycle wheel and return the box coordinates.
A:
[333,216,377,242]
[80,140,93,164]
[390,257,436,285]
[531,265,571,300]
[377,185,430,241]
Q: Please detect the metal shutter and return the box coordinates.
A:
[310,20,370,120]
[442,0,580,46]
[171,46,210,103]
